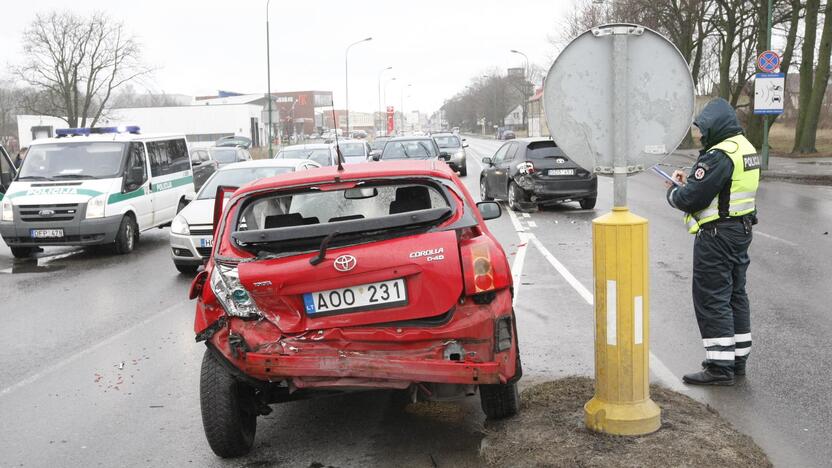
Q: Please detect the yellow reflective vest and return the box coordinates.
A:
[684,134,760,234]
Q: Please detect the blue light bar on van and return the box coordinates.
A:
[55,126,141,137]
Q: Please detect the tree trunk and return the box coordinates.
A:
[717,2,737,100]
[793,0,820,151]
[797,0,832,153]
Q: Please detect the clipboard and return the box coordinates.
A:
[650,166,681,186]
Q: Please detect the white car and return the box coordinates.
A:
[337,139,373,164]
[169,158,319,274]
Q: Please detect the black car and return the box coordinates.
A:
[0,144,16,197]
[480,138,597,211]
[375,136,441,161]
[189,148,219,191]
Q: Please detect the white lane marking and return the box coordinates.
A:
[606,280,617,345]
[754,230,797,246]
[503,196,683,388]
[529,236,595,305]
[511,233,531,307]
[0,300,189,398]
[527,221,537,228]
[634,296,643,345]
[522,213,530,218]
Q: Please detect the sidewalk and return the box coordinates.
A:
[674,149,832,185]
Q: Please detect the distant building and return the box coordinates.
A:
[527,88,549,138]
[503,105,524,130]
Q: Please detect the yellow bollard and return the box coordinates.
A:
[584,206,661,435]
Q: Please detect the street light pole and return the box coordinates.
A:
[345,37,372,137]
[266,0,273,157]
[400,83,411,135]
[510,49,530,131]
[383,77,396,136]
[377,66,392,135]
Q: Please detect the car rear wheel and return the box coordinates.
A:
[480,381,519,419]
[579,197,597,210]
[10,246,34,259]
[200,349,257,458]
[113,215,138,254]
[480,177,492,201]
[175,262,199,275]
[507,182,526,212]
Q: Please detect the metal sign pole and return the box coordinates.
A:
[762,0,773,171]
[612,34,629,208]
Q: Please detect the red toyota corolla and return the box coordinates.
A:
[189,160,521,457]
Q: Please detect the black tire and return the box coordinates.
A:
[480,381,519,419]
[458,163,467,177]
[177,199,187,214]
[507,181,526,212]
[175,262,199,275]
[10,246,34,259]
[480,177,493,201]
[579,197,597,210]
[113,215,138,255]
[200,349,257,458]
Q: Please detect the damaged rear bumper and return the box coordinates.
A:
[203,288,519,389]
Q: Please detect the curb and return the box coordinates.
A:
[761,172,832,186]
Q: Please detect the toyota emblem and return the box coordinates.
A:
[555,157,566,164]
[333,254,357,272]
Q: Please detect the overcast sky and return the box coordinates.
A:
[1,0,575,114]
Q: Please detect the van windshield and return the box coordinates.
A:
[18,142,128,180]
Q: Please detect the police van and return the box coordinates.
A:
[0,127,195,258]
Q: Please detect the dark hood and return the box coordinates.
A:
[693,98,743,149]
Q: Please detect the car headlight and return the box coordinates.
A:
[171,215,190,235]
[1,198,13,222]
[85,194,106,219]
[210,263,262,318]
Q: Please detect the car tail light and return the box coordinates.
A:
[472,244,494,292]
[516,161,535,174]
[460,236,510,300]
[494,316,513,352]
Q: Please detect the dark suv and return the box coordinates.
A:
[480,138,597,211]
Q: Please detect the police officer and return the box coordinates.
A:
[665,98,759,386]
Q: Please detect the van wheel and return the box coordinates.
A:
[10,246,34,259]
[177,198,188,214]
[200,349,257,458]
[579,197,597,210]
[175,262,199,275]
[113,216,138,254]
[480,381,520,419]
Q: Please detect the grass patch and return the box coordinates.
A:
[769,124,832,157]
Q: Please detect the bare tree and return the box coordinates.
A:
[13,11,150,128]
[795,0,832,153]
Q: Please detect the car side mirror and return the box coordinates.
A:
[191,156,201,166]
[371,153,381,161]
[477,201,501,220]
[462,143,469,148]
[439,151,451,160]
[481,157,492,165]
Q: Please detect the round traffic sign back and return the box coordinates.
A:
[757,50,780,73]
[543,24,695,175]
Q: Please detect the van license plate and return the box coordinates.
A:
[548,169,574,176]
[31,229,64,238]
[303,278,407,316]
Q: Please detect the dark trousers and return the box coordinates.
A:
[692,220,752,374]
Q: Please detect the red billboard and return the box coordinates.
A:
[387,106,395,134]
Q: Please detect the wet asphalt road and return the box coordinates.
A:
[1,136,830,467]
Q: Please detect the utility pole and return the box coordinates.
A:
[377,66,392,136]
[265,0,273,157]
[345,37,372,137]
[762,0,772,170]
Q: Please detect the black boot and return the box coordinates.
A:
[700,360,745,376]
[683,368,734,386]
